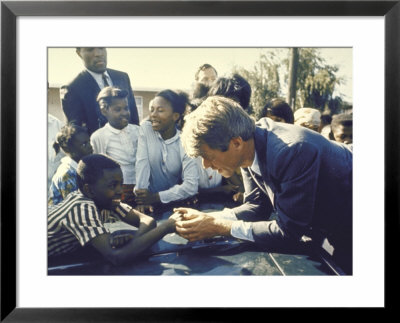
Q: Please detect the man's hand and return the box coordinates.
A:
[220,183,239,195]
[134,189,160,205]
[232,192,244,203]
[174,208,232,242]
[135,204,154,214]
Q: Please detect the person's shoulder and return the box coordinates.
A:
[68,70,90,84]
[107,68,129,78]
[91,125,109,139]
[127,123,140,132]
[139,119,153,131]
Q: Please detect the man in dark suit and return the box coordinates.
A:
[175,96,353,274]
[60,47,139,135]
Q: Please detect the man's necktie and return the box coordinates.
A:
[102,73,109,87]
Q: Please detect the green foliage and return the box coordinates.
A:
[283,48,343,112]
[232,51,281,118]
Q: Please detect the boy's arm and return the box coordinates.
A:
[89,214,179,266]
[119,207,156,237]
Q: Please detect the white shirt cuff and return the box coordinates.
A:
[211,208,237,221]
[230,220,255,242]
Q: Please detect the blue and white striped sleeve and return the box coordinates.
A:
[65,202,110,246]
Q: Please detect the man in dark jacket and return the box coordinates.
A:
[175,96,353,274]
[60,47,139,135]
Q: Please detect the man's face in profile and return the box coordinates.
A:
[77,47,107,73]
[197,67,217,87]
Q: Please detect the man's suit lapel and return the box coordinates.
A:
[254,126,277,193]
[81,70,101,92]
[80,70,106,127]
[107,69,123,88]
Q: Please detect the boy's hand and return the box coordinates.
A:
[165,211,184,233]
[173,208,232,242]
[184,195,199,206]
[134,189,160,205]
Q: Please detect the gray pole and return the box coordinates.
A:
[287,47,299,111]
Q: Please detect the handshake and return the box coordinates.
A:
[167,208,232,242]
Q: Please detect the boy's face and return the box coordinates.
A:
[69,132,93,161]
[332,124,353,144]
[102,98,130,130]
[89,168,124,210]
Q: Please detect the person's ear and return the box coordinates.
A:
[100,107,108,117]
[82,183,94,198]
[230,137,244,150]
[61,144,71,155]
[76,48,83,59]
[172,112,180,123]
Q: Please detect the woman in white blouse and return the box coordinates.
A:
[135,90,199,214]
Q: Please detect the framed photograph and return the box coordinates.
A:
[1,0,398,321]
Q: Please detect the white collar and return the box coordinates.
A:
[105,122,129,134]
[86,68,111,86]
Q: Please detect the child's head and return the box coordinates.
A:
[77,154,123,210]
[54,123,93,162]
[261,98,294,124]
[294,107,321,132]
[208,74,252,112]
[331,113,353,144]
[97,86,130,130]
[150,89,189,133]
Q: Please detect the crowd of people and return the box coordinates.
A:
[48,47,353,274]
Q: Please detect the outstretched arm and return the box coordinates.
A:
[90,212,181,266]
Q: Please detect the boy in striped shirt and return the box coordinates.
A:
[48,154,181,266]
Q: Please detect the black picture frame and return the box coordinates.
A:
[1,0,398,321]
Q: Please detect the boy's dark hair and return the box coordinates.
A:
[97,86,128,110]
[331,113,353,131]
[207,74,252,111]
[261,98,294,124]
[76,154,121,190]
[194,64,217,81]
[155,89,189,116]
[320,113,333,125]
[53,123,88,154]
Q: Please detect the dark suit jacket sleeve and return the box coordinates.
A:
[231,142,321,243]
[231,167,273,222]
[269,141,321,238]
[60,84,85,126]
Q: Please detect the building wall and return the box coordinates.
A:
[48,87,66,123]
[47,87,158,124]
[133,90,158,121]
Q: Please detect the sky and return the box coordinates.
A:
[48,47,352,102]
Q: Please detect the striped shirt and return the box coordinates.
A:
[48,190,132,257]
